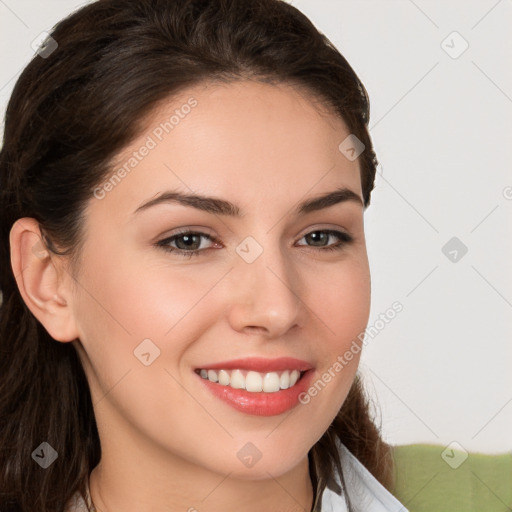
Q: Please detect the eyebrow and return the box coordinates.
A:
[133,186,363,217]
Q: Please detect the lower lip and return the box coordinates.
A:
[196,370,315,416]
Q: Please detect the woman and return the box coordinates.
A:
[0,0,408,511]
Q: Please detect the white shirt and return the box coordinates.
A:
[319,442,408,511]
[66,442,408,512]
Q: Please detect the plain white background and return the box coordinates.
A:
[0,0,511,454]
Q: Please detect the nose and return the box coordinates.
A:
[226,240,305,338]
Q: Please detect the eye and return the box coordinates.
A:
[156,231,220,258]
[296,229,353,252]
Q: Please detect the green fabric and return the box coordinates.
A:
[391,444,512,511]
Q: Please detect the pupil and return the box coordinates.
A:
[178,234,199,249]
[308,232,327,246]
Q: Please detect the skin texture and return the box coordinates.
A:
[10,80,371,512]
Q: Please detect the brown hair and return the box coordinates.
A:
[0,0,392,510]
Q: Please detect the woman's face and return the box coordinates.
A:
[70,80,371,480]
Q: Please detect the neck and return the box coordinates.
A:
[89,460,313,512]
[88,428,314,512]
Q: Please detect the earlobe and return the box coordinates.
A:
[9,218,79,343]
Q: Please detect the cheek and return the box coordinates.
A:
[302,257,370,406]
[309,256,371,347]
[73,248,229,382]
[77,245,215,338]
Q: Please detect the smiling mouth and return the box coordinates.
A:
[194,368,307,393]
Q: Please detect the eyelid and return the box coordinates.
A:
[296,228,353,243]
[295,223,351,239]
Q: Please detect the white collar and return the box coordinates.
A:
[319,441,408,512]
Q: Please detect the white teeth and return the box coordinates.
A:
[263,372,281,393]
[230,369,245,389]
[245,371,263,392]
[218,369,230,386]
[198,368,305,392]
[280,370,290,390]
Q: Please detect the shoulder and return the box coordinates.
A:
[319,440,409,512]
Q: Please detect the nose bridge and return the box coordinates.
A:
[228,233,304,335]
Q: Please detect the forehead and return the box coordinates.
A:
[88,80,362,223]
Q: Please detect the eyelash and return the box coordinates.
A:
[156,229,354,259]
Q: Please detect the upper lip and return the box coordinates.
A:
[195,357,314,373]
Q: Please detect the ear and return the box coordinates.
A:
[9,218,79,342]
